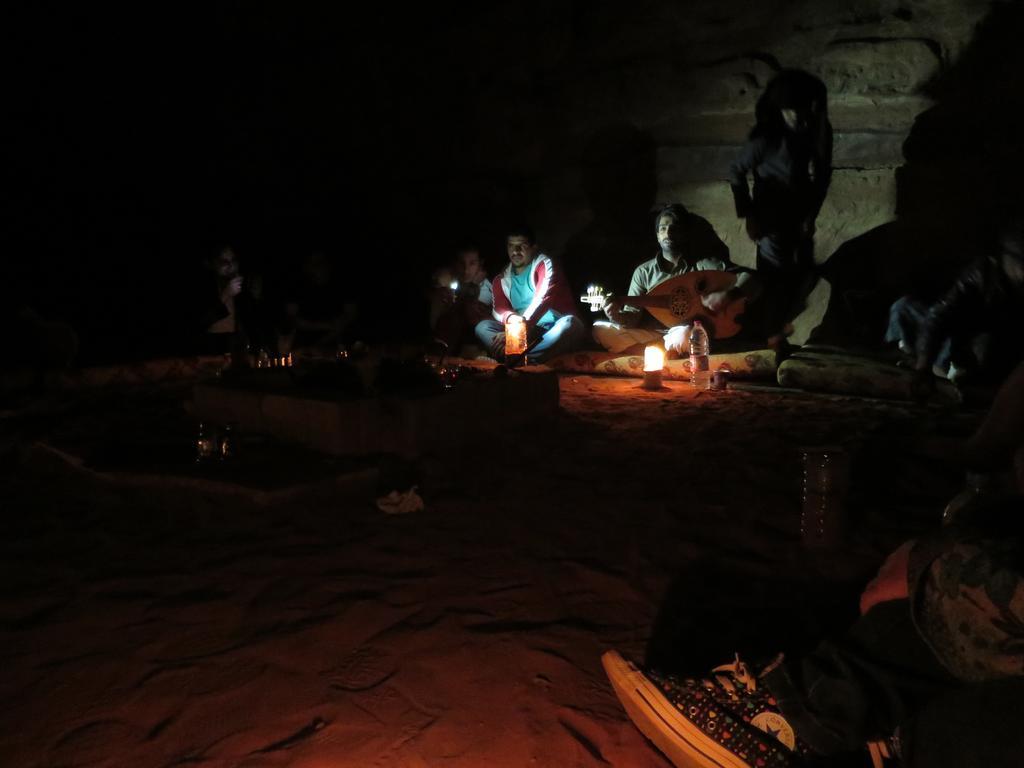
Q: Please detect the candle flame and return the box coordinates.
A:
[644,345,664,372]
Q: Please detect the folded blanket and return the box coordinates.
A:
[778,346,959,402]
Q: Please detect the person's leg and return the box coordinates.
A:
[788,233,817,328]
[885,296,929,351]
[757,229,810,343]
[604,601,955,767]
[474,318,506,360]
[528,315,586,363]
[591,321,663,355]
[762,599,957,756]
[756,242,790,341]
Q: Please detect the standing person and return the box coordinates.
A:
[592,203,759,357]
[430,244,494,354]
[474,225,584,365]
[729,70,833,349]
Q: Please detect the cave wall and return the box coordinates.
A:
[431,0,999,341]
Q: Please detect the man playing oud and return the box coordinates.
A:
[592,204,760,356]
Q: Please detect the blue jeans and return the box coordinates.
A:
[886,296,953,369]
[474,315,585,364]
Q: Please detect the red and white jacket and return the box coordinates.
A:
[491,252,578,325]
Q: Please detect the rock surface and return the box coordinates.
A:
[417,0,1002,342]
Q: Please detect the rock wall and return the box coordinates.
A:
[424,0,1003,342]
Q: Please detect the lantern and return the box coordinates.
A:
[642,345,664,390]
[505,315,528,358]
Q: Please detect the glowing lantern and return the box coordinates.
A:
[642,345,664,389]
[505,315,528,358]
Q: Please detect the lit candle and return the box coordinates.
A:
[504,315,528,357]
[642,345,664,390]
[450,280,459,291]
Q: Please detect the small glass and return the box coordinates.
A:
[196,422,216,463]
[219,423,238,461]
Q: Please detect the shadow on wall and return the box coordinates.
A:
[561,123,658,296]
[814,1,1024,347]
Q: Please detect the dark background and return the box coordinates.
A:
[9,1,1024,363]
[8,3,536,362]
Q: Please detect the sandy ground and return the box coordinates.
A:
[0,376,974,767]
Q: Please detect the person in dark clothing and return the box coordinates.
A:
[280,250,358,352]
[429,245,493,355]
[196,246,277,359]
[197,246,246,356]
[603,369,1024,767]
[729,70,833,346]
[239,271,279,355]
[887,223,1024,387]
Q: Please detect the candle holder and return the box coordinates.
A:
[641,345,665,390]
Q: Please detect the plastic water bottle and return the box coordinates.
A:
[689,320,711,389]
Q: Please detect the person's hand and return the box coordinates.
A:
[701,290,730,313]
[603,296,624,322]
[859,540,914,615]
[744,216,763,242]
[221,276,243,303]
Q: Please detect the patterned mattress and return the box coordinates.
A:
[544,348,778,380]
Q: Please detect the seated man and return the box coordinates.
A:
[886,221,1024,386]
[475,225,584,365]
[281,250,358,351]
[603,368,1024,768]
[429,244,493,354]
[592,204,760,357]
